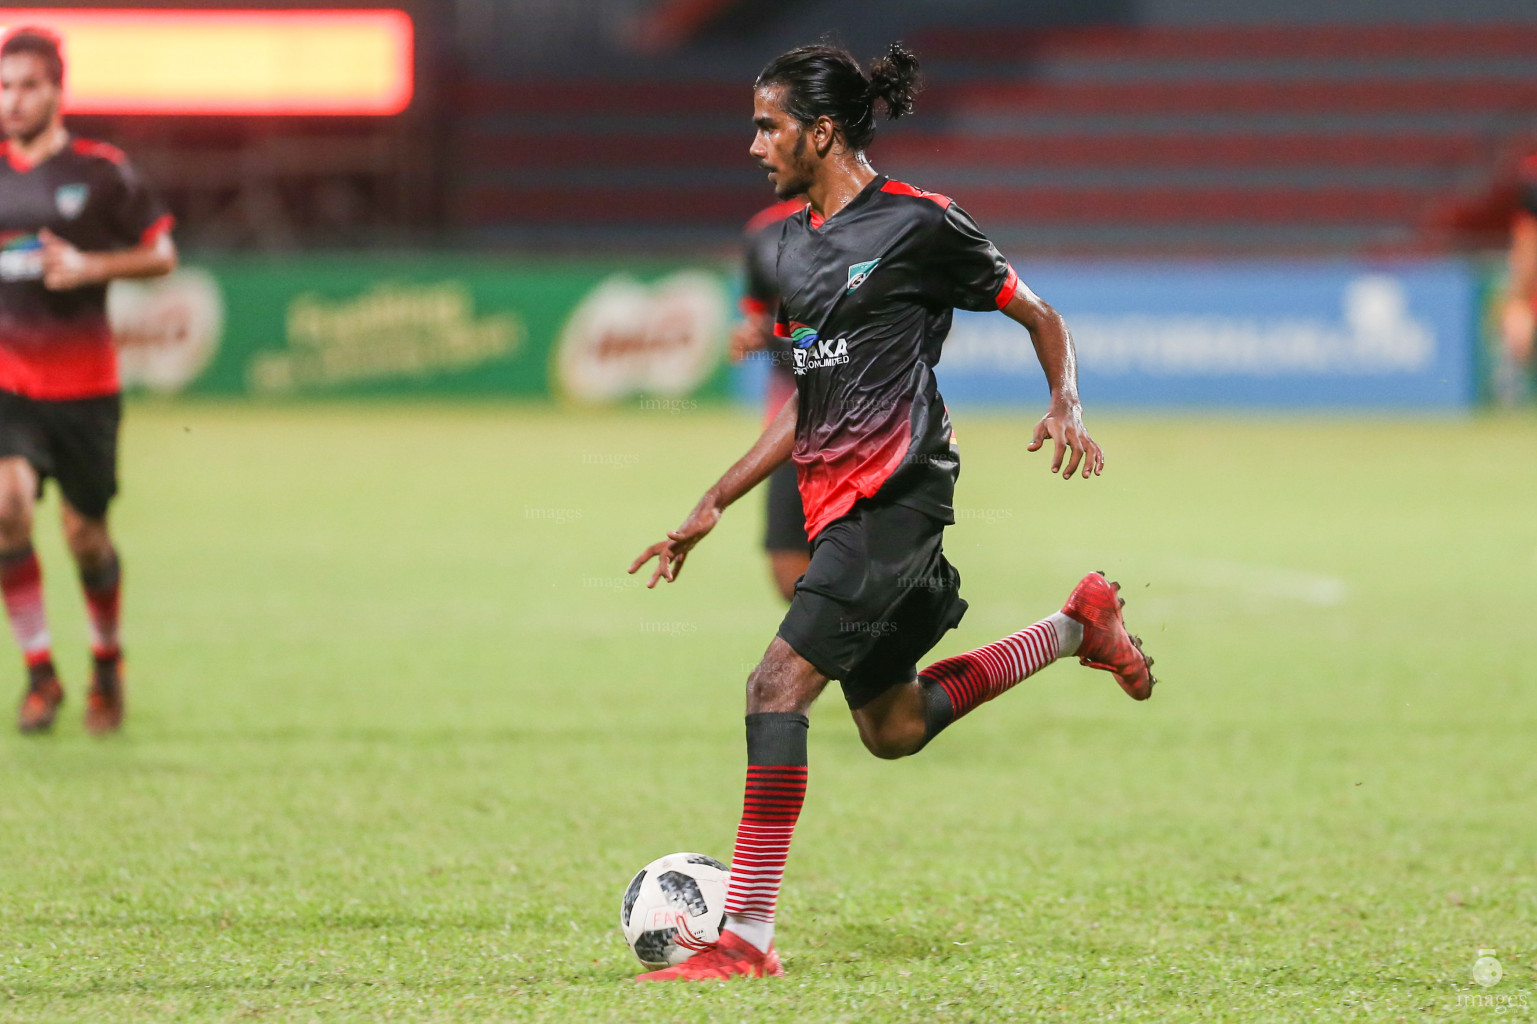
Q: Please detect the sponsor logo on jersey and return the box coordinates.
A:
[55,183,89,220]
[791,335,850,374]
[788,321,819,348]
[0,231,43,281]
[846,258,880,293]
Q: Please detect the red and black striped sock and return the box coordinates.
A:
[722,711,808,953]
[79,550,122,663]
[0,545,53,675]
[920,618,1061,741]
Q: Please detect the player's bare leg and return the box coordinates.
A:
[61,503,123,734]
[0,456,60,732]
[637,638,824,981]
[853,574,1155,758]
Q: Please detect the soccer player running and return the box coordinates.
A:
[730,197,812,599]
[0,28,176,734]
[1500,151,1537,399]
[629,42,1155,981]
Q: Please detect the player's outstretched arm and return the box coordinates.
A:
[39,229,177,292]
[1000,284,1104,480]
[628,392,798,588]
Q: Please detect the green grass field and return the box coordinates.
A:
[1,401,1534,1023]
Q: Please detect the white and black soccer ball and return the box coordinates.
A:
[619,852,730,968]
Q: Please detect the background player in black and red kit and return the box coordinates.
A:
[629,42,1157,980]
[0,28,176,734]
[1501,151,1537,392]
[730,198,811,599]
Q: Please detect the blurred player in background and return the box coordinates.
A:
[1500,151,1537,399]
[0,28,176,734]
[630,41,1155,980]
[731,198,811,600]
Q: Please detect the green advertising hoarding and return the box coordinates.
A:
[109,256,734,401]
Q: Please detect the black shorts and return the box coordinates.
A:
[777,498,967,710]
[0,389,121,519]
[763,460,810,553]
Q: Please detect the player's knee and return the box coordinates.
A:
[0,490,33,544]
[745,665,796,712]
[62,516,111,564]
[858,719,925,760]
[745,642,823,714]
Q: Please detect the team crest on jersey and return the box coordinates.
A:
[55,184,89,220]
[846,259,880,293]
[788,321,820,349]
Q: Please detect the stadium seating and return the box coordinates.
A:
[451,23,1537,255]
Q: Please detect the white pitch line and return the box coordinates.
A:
[1151,556,1347,607]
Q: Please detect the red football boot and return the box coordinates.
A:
[17,669,64,734]
[84,653,124,735]
[1063,571,1156,700]
[634,930,784,982]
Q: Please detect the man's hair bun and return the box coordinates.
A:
[866,42,921,120]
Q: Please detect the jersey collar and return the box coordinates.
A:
[1,131,70,174]
[807,174,887,231]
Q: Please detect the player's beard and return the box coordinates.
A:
[4,96,57,146]
[773,132,815,200]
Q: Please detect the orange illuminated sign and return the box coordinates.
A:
[0,9,413,114]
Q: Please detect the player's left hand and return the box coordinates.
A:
[39,229,94,291]
[628,494,724,587]
[1029,396,1104,480]
[729,314,773,361]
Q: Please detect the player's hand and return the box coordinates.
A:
[729,314,773,362]
[1028,396,1104,480]
[628,493,724,588]
[39,229,93,291]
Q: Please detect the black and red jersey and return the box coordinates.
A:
[0,137,172,399]
[772,176,1017,538]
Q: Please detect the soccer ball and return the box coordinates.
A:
[619,852,730,968]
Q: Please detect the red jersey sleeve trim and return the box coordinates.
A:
[71,138,128,165]
[880,179,953,209]
[995,264,1020,309]
[140,213,175,246]
[739,296,769,317]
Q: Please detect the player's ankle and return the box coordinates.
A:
[725,916,775,953]
[25,655,57,687]
[1047,611,1082,658]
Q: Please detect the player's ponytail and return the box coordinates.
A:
[865,42,920,121]
[757,40,922,150]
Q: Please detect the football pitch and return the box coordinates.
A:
[1,401,1533,1023]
